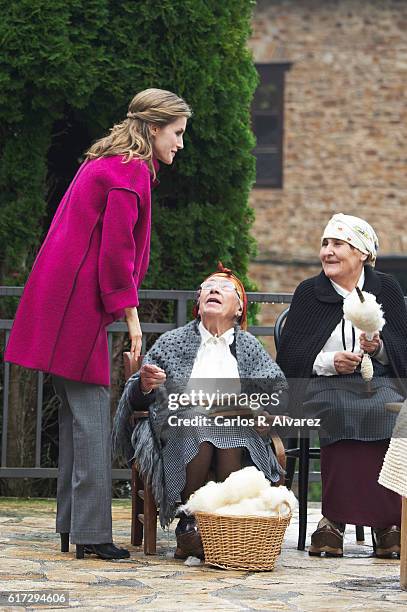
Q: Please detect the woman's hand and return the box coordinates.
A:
[139,364,166,393]
[333,351,362,374]
[125,307,142,359]
[359,331,382,355]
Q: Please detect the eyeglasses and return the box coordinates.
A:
[200,280,236,292]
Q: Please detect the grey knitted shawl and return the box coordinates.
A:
[112,319,287,527]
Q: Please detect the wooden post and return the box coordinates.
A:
[401,497,407,590]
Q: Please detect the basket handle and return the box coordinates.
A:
[277,500,291,518]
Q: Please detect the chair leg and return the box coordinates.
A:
[298,436,310,551]
[143,482,157,555]
[356,525,365,542]
[131,463,144,547]
[285,437,299,489]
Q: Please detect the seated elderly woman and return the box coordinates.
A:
[113,263,287,558]
[277,214,407,558]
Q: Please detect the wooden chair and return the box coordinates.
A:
[123,351,288,555]
[123,352,158,555]
[274,307,365,550]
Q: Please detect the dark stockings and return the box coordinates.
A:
[181,442,244,503]
[216,447,243,482]
[177,444,245,558]
[181,442,213,503]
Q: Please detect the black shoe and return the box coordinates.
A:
[76,544,85,559]
[60,533,69,552]
[83,543,130,560]
[175,513,204,559]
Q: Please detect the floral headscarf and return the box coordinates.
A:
[322,213,379,266]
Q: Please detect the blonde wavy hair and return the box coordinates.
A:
[85,88,192,177]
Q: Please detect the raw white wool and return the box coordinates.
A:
[214,486,297,517]
[220,466,270,503]
[343,289,385,336]
[179,480,228,514]
[260,486,298,516]
[214,498,270,517]
[182,467,298,517]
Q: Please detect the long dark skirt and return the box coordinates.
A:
[320,439,401,528]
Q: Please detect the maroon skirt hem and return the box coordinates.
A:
[320,439,401,528]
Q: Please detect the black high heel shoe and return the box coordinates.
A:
[60,533,69,552]
[76,544,85,559]
[83,543,130,560]
[61,533,129,559]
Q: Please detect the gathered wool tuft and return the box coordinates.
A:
[215,497,271,517]
[179,480,228,515]
[180,466,298,518]
[343,289,385,339]
[219,465,269,503]
[259,486,297,516]
[360,352,374,381]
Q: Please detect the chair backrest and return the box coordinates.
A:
[123,353,143,381]
[274,307,290,352]
[123,353,149,422]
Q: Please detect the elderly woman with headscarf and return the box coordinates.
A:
[277,214,407,558]
[113,263,287,558]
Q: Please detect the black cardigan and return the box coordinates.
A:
[276,266,407,410]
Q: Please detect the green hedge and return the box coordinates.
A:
[0,0,258,307]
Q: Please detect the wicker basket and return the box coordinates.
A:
[195,511,291,571]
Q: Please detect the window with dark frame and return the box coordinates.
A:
[252,63,291,188]
[376,256,407,295]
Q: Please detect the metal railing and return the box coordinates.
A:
[1,287,295,483]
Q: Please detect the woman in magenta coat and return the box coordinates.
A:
[5,88,191,560]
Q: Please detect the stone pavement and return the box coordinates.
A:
[0,498,406,611]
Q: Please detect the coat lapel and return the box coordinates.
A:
[314,270,343,303]
[363,265,382,295]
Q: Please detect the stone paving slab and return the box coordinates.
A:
[0,498,406,611]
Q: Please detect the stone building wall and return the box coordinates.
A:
[248,0,407,309]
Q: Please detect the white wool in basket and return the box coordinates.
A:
[181,467,298,517]
[180,467,266,514]
[220,466,269,504]
[181,480,228,514]
[214,487,297,518]
[214,498,270,517]
[343,289,385,336]
[260,486,298,516]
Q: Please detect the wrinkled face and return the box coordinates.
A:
[150,116,187,164]
[320,238,367,283]
[198,275,242,325]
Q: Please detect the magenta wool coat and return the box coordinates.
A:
[5,155,157,385]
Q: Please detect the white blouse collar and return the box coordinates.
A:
[198,321,235,346]
[330,268,365,298]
